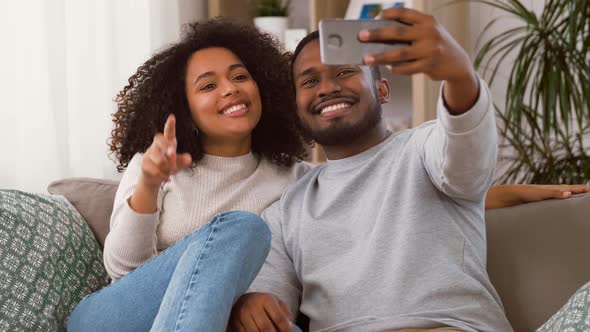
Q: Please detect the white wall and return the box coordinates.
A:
[0,1,208,193]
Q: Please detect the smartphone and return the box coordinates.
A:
[319,19,410,65]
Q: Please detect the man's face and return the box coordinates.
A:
[292,40,384,146]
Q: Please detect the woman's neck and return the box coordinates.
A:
[201,136,252,157]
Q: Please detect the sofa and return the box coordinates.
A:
[38,178,590,331]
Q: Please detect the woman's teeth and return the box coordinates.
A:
[222,104,246,115]
[321,103,350,114]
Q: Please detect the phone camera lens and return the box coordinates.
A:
[327,34,343,48]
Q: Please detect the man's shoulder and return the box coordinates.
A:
[376,126,435,156]
[257,158,314,182]
[260,165,321,227]
[293,160,315,179]
[398,120,440,150]
[269,163,322,211]
[284,163,323,193]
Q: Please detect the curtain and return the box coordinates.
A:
[0,0,207,193]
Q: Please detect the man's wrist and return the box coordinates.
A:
[446,67,478,87]
[443,69,480,115]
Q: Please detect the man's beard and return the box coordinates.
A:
[299,104,382,146]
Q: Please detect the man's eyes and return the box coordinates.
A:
[337,69,355,76]
[300,69,355,87]
[301,78,319,87]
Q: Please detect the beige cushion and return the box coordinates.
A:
[485,193,590,332]
[47,178,119,249]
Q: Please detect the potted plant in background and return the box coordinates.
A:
[474,0,590,184]
[254,0,291,46]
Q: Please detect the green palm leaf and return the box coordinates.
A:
[473,0,590,184]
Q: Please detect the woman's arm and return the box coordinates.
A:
[103,154,162,280]
[485,184,590,209]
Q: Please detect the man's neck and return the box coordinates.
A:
[323,123,390,160]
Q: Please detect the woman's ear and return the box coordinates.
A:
[376,78,390,104]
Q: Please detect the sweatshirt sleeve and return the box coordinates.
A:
[418,76,497,201]
[247,200,302,321]
[103,154,163,281]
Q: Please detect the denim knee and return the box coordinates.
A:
[215,211,271,248]
[67,298,97,332]
[67,308,82,331]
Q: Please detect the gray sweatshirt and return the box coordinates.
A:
[249,78,513,332]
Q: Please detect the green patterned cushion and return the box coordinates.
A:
[0,190,110,332]
[537,282,590,332]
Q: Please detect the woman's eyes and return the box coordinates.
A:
[199,73,249,91]
[200,83,216,91]
[233,73,249,80]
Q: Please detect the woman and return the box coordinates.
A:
[68,19,310,332]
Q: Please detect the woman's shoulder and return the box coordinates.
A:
[117,152,144,179]
[129,152,144,165]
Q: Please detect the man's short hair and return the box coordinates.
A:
[291,30,381,80]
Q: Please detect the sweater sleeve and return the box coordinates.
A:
[103,153,163,281]
[418,76,497,201]
[247,200,302,321]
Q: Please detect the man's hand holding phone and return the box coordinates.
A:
[359,7,479,113]
[359,7,473,82]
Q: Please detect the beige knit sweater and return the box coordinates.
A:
[103,152,311,280]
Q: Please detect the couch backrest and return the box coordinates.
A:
[485,193,590,332]
[47,178,118,249]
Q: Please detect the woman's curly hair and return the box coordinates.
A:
[109,18,309,172]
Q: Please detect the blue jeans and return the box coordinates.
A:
[67,211,275,332]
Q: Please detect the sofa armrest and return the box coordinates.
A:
[485,193,590,332]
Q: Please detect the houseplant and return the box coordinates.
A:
[253,0,291,46]
[473,0,590,184]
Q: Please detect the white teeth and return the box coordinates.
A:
[222,104,247,115]
[320,103,350,114]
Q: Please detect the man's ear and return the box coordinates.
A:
[376,78,390,104]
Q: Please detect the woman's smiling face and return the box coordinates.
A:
[184,47,262,144]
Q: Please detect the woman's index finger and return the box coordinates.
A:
[164,114,176,140]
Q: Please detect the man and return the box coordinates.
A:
[229,7,512,332]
